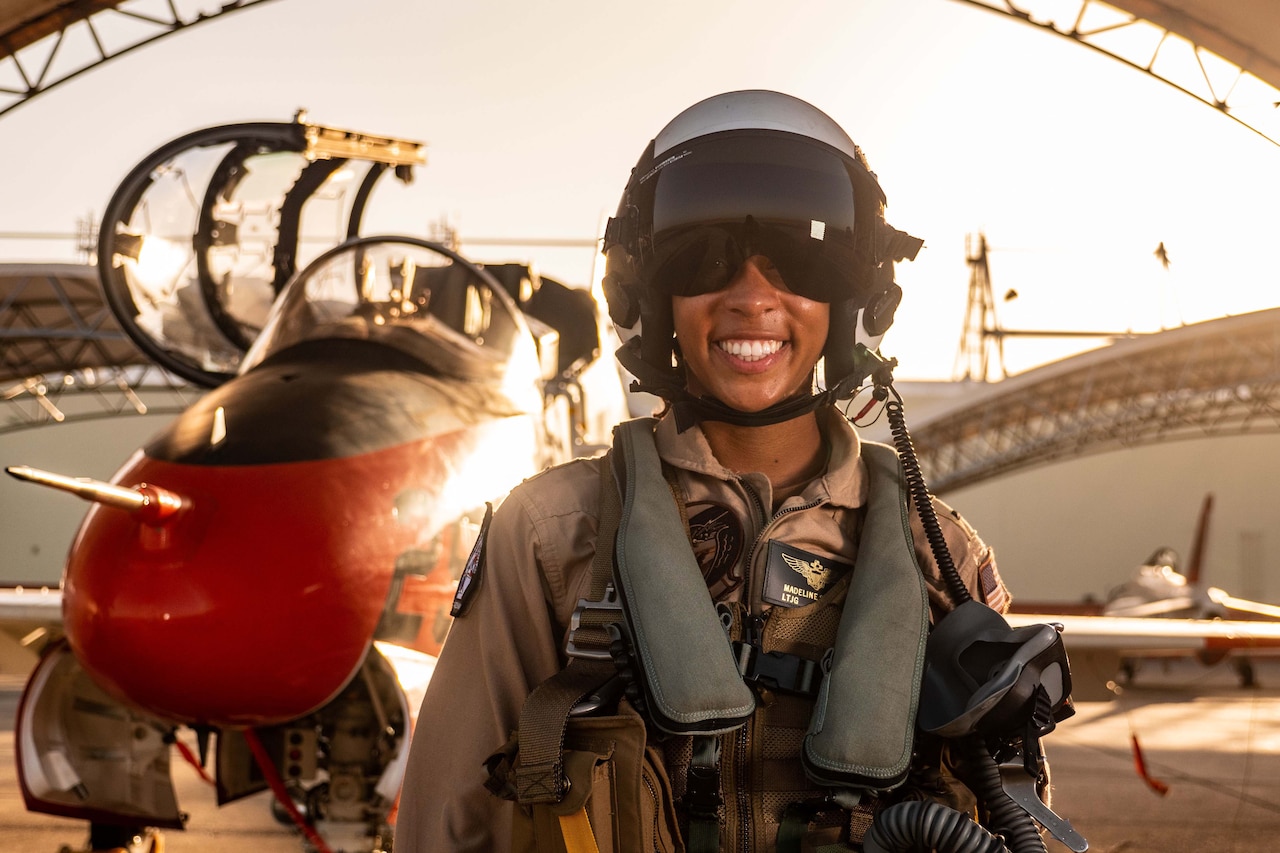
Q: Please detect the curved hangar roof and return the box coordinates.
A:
[951,1,1280,143]
[4,2,1279,135]
[1,1,1277,80]
[0,1,276,117]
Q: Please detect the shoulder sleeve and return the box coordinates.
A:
[396,460,601,852]
[908,496,1010,619]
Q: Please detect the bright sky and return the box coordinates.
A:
[1,0,1277,380]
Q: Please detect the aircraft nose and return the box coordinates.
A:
[61,452,406,726]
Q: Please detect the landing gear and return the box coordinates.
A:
[1234,657,1257,689]
[57,823,162,853]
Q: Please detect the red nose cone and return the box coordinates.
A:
[62,448,416,726]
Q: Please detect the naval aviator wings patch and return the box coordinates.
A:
[762,541,852,609]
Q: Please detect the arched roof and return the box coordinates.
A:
[0,1,276,117]
[953,0,1280,144]
[0,2,118,58]
[7,2,1278,84]
[1117,0,1280,89]
[4,2,1278,131]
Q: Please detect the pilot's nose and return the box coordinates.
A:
[722,256,784,316]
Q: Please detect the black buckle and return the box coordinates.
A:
[685,764,723,817]
[565,584,626,661]
[733,641,822,697]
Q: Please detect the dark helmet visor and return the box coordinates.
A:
[644,133,865,302]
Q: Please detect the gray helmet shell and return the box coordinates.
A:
[603,90,920,407]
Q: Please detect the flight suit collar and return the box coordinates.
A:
[652,407,868,510]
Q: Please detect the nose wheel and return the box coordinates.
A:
[61,823,163,853]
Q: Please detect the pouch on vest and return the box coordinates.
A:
[487,699,684,853]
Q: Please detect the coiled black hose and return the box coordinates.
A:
[958,737,1047,853]
[884,394,971,605]
[863,800,1007,853]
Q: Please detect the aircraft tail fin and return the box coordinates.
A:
[1184,493,1213,586]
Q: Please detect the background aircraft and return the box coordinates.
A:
[2,118,630,853]
[1003,495,1280,698]
[1102,495,1280,623]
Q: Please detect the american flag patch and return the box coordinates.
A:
[980,557,1009,612]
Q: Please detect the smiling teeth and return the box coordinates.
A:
[719,340,782,362]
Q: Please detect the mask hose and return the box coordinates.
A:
[863,799,1007,853]
[959,736,1049,853]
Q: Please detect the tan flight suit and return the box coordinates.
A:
[396,408,1009,852]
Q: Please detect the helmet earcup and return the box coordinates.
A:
[602,244,641,330]
[860,283,902,340]
[822,282,902,396]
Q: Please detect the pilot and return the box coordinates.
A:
[398,90,1016,852]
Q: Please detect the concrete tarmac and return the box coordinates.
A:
[1,661,1279,852]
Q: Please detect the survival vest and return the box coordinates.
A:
[486,418,938,852]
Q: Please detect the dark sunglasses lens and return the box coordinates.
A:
[752,222,858,302]
[651,227,741,296]
[651,222,856,301]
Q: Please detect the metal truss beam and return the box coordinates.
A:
[2,364,196,434]
[0,0,279,119]
[950,0,1280,147]
[0,263,197,434]
[914,308,1280,493]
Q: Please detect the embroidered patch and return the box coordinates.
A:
[451,502,493,617]
[980,555,1009,612]
[762,541,852,608]
[687,502,745,598]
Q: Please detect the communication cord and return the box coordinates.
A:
[868,376,1048,853]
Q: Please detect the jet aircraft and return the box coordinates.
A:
[1101,496,1280,623]
[1008,495,1280,698]
[2,117,629,853]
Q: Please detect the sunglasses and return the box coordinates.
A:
[646,217,860,303]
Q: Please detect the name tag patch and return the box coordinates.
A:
[762,541,852,608]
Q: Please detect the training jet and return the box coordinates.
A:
[1008,495,1280,698]
[3,117,629,853]
[1102,496,1280,623]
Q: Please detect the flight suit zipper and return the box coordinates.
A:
[729,479,826,851]
[736,721,751,853]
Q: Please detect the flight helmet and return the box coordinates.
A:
[602,90,922,426]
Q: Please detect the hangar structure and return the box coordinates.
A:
[0,264,196,434]
[1,0,1278,601]
[913,307,1280,493]
[953,0,1280,147]
[0,0,279,118]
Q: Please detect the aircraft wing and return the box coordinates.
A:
[1007,612,1280,699]
[0,586,63,676]
[1008,612,1280,652]
[1205,589,1280,621]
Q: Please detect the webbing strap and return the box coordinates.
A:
[515,451,629,803]
[777,801,822,853]
[685,735,723,853]
[565,457,627,657]
[558,807,602,853]
[513,659,615,804]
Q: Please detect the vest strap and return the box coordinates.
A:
[684,735,723,853]
[513,659,616,804]
[558,807,602,853]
